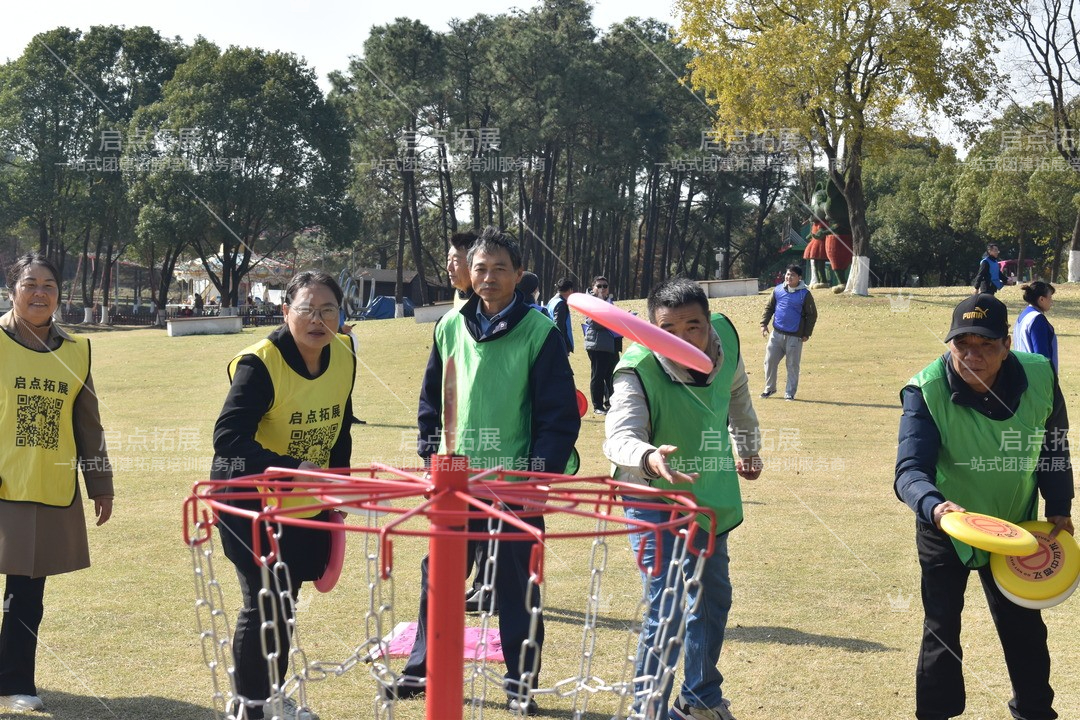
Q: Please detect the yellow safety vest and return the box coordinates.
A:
[228,336,355,518]
[0,332,89,506]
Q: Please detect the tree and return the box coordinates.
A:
[678,0,1003,294]
[1005,0,1080,280]
[332,20,444,313]
[0,28,107,275]
[0,26,184,321]
[134,41,354,310]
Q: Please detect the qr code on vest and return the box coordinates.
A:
[288,424,338,465]
[16,394,63,449]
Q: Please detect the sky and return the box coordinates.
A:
[2,1,1039,156]
[3,0,680,90]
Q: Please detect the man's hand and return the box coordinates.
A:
[647,445,699,484]
[1047,515,1074,538]
[736,455,763,480]
[760,325,769,338]
[801,336,809,342]
[94,496,113,526]
[932,500,966,528]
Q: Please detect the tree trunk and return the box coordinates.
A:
[1067,208,1080,282]
[620,177,633,295]
[406,174,429,305]
[396,197,407,318]
[722,205,732,280]
[640,165,660,297]
[438,139,457,235]
[839,157,871,296]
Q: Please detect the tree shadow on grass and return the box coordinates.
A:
[728,624,895,653]
[60,324,149,334]
[3,691,215,719]
[470,694,627,719]
[360,421,419,430]
[791,398,898,410]
[543,606,636,632]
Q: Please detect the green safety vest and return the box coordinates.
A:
[909,352,1054,567]
[436,307,555,473]
[0,332,89,506]
[228,335,355,518]
[615,313,742,534]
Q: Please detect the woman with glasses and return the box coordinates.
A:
[211,270,356,720]
[583,276,621,414]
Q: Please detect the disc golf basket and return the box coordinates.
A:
[184,458,715,720]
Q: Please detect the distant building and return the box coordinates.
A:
[351,267,451,307]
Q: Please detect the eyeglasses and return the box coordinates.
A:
[288,305,340,322]
[595,284,608,289]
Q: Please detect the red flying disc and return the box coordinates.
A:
[568,293,712,374]
[576,389,588,418]
[314,511,346,593]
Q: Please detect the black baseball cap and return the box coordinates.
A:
[945,293,1009,342]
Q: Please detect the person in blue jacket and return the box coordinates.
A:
[973,243,1013,295]
[759,265,816,401]
[546,277,575,355]
[1013,281,1058,371]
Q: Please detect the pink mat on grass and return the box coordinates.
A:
[371,621,504,662]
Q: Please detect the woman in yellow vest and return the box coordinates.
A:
[211,271,356,720]
[0,253,114,714]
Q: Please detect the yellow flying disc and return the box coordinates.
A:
[939,511,1039,556]
[996,568,1080,610]
[991,521,1080,608]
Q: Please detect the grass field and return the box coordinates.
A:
[15,284,1080,720]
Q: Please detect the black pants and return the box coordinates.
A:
[587,350,618,411]
[403,511,544,694]
[916,523,1056,720]
[232,564,302,719]
[470,543,490,595]
[0,575,46,696]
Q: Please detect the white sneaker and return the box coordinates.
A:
[669,696,736,720]
[0,694,44,712]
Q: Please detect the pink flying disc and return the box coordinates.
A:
[568,293,712,374]
[576,389,588,418]
[314,511,346,593]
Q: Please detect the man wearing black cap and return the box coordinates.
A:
[895,293,1073,720]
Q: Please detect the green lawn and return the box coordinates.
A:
[18,284,1080,719]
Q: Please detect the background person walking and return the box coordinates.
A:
[760,265,816,401]
[583,276,620,414]
[973,243,1014,295]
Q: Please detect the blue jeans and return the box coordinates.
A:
[625,503,732,717]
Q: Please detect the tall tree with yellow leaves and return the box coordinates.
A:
[677,0,1004,294]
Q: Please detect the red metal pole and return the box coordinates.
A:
[426,454,468,720]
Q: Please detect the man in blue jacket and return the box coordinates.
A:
[546,277,575,355]
[759,265,817,401]
[895,293,1072,720]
